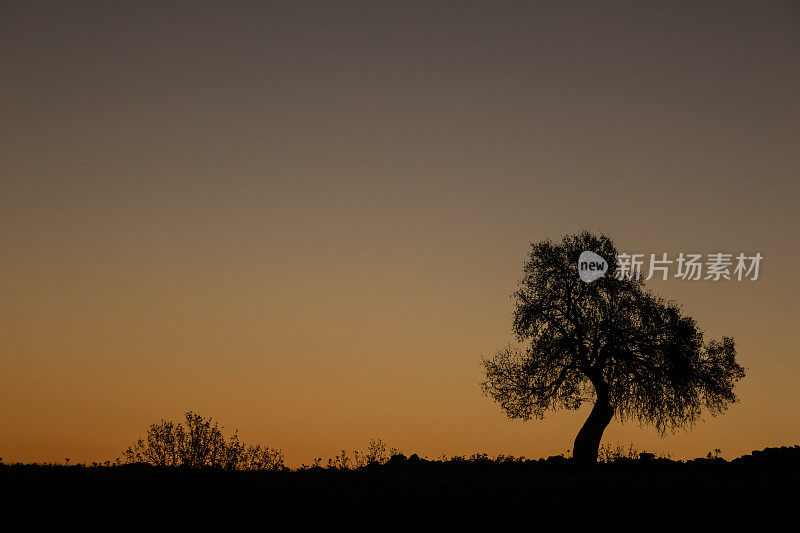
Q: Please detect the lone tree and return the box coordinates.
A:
[481,232,745,464]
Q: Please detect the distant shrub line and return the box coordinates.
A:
[3,411,793,471]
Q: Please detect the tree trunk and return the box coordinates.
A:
[573,380,614,465]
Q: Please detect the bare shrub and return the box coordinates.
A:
[123,411,284,470]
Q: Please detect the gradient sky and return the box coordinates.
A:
[1,1,798,466]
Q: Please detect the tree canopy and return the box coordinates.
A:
[481,232,745,463]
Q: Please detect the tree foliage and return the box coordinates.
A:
[481,232,745,441]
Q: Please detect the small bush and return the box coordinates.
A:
[123,411,284,471]
[325,438,391,470]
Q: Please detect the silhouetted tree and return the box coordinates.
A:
[123,411,285,470]
[481,232,745,464]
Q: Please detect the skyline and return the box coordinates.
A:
[1,1,799,466]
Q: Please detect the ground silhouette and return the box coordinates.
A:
[1,446,797,528]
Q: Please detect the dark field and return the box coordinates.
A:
[1,447,798,529]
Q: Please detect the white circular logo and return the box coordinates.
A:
[578,251,608,283]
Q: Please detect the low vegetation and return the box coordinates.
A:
[122,411,285,471]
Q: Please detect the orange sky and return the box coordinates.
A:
[1,2,798,466]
